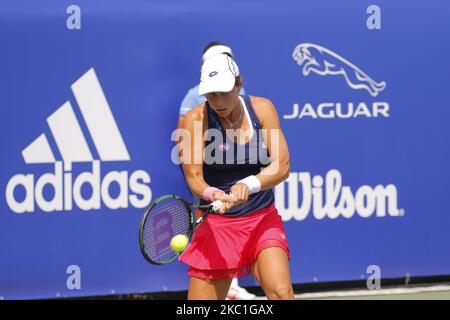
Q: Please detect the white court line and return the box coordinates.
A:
[252,284,450,300]
[294,284,450,299]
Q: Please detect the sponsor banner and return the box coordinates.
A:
[5,69,151,214]
[275,169,402,221]
[1,0,450,298]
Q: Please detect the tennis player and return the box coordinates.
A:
[176,42,255,300]
[178,52,294,300]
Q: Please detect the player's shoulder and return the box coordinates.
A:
[185,103,206,122]
[249,95,278,119]
[249,95,273,106]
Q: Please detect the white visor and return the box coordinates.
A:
[199,54,240,96]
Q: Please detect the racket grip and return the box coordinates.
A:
[210,200,223,212]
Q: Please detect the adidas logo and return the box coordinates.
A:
[5,68,152,213]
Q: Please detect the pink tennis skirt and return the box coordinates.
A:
[178,204,290,280]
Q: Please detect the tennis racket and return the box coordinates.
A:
[139,194,222,265]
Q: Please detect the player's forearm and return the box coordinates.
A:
[183,167,209,199]
[256,159,290,190]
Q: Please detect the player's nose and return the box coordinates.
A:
[214,93,227,104]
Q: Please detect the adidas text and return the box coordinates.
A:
[6,161,151,213]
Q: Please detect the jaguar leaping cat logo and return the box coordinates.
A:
[292,43,386,97]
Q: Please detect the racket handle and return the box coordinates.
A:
[195,216,204,224]
[210,200,223,212]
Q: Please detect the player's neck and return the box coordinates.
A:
[223,100,243,127]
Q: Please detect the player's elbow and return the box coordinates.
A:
[265,159,290,183]
[280,161,290,181]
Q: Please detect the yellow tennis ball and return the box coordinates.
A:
[170,234,188,253]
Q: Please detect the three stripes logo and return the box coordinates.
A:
[6,68,152,213]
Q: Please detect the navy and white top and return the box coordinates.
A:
[200,95,274,216]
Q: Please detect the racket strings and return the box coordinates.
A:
[142,198,191,264]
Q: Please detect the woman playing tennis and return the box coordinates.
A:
[179,52,294,300]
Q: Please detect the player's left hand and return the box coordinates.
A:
[229,183,250,206]
[212,192,234,215]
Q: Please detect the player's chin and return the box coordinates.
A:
[216,109,231,117]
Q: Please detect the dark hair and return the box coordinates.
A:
[202,41,226,54]
[235,75,243,89]
[202,41,234,58]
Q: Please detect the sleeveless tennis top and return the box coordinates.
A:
[200,95,274,216]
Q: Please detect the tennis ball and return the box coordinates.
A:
[170,234,188,253]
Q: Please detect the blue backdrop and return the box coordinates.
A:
[1,0,449,299]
